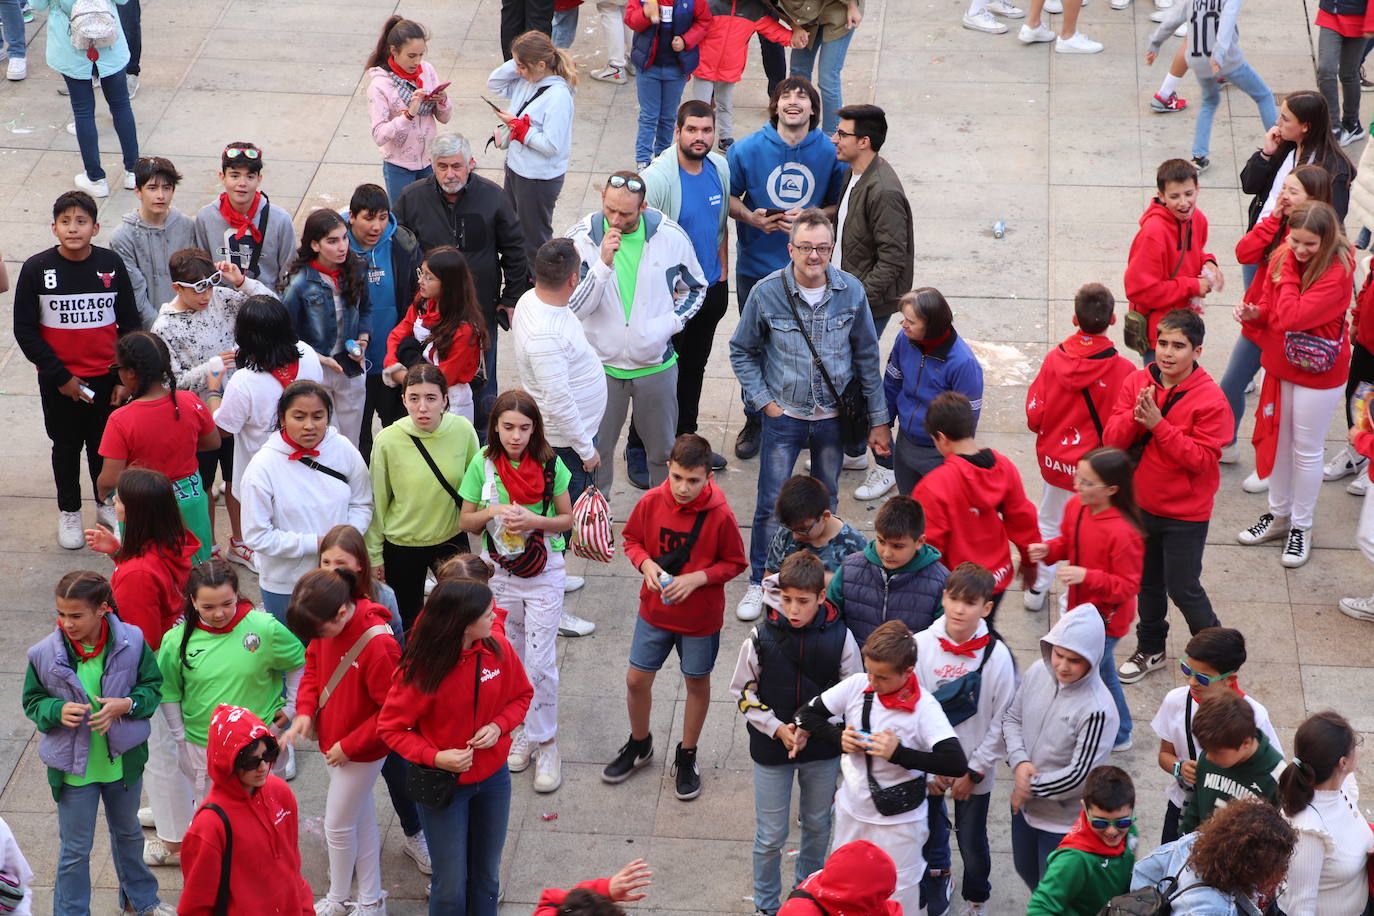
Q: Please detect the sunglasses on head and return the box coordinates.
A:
[607,175,644,193]
[223,147,261,160]
[1088,814,1135,831]
[234,739,280,771]
[1180,658,1236,688]
[172,270,222,294]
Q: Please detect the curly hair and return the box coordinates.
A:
[1187,798,1296,898]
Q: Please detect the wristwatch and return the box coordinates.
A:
[967,770,984,785]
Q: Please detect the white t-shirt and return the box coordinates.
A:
[784,282,838,422]
[1149,685,1283,808]
[834,175,859,270]
[818,672,958,825]
[511,287,608,459]
[213,342,325,493]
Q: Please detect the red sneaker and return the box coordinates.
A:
[1151,91,1188,113]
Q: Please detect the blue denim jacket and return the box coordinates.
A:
[729,264,888,427]
[281,265,372,375]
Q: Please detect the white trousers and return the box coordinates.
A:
[1032,484,1073,593]
[447,382,474,424]
[1357,475,1374,564]
[323,370,367,448]
[1268,380,1344,530]
[691,78,737,139]
[144,713,196,843]
[323,756,387,906]
[596,0,628,66]
[491,551,565,744]
[832,810,927,916]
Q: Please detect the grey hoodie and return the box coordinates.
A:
[193,195,298,291]
[1148,0,1248,78]
[1003,604,1119,833]
[109,208,197,328]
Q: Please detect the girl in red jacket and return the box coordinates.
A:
[689,0,800,148]
[384,246,489,423]
[1028,446,1144,751]
[1236,200,1355,568]
[282,568,400,916]
[377,579,533,916]
[532,858,654,915]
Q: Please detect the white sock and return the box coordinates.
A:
[967,0,987,14]
[1158,73,1183,97]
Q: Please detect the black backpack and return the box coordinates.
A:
[1096,867,1205,916]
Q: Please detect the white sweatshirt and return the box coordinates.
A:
[511,287,608,461]
[1279,775,1374,916]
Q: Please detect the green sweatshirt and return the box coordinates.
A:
[365,413,481,565]
[1180,730,1286,833]
[1027,829,1138,916]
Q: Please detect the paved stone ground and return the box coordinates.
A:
[1,0,1372,913]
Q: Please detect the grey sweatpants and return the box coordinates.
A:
[595,365,679,492]
[691,78,736,140]
[1318,26,1364,128]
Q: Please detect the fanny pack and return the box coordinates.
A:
[652,510,708,576]
[861,691,926,816]
[1283,330,1341,374]
[482,457,556,578]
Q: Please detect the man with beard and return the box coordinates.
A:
[393,133,528,429]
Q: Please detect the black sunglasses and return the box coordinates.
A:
[235,739,281,771]
[607,175,645,193]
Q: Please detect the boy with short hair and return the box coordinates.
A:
[914,562,1017,916]
[1026,765,1138,916]
[1151,627,1282,843]
[193,142,297,289]
[1103,309,1232,684]
[826,495,948,645]
[1123,159,1221,355]
[730,551,863,916]
[914,391,1039,617]
[12,191,141,549]
[1023,282,1136,611]
[764,474,868,584]
[1003,604,1119,891]
[110,156,196,328]
[609,433,748,801]
[796,621,968,916]
[1179,690,1287,833]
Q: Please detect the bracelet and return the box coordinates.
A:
[403,109,415,121]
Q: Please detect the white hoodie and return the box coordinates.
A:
[238,426,372,594]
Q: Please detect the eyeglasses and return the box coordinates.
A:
[172,270,222,294]
[223,146,261,160]
[1180,658,1237,688]
[416,267,435,281]
[234,741,281,771]
[607,175,645,193]
[832,129,857,139]
[788,518,823,537]
[1087,815,1135,831]
[791,243,833,256]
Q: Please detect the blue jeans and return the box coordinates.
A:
[260,589,290,623]
[752,757,841,914]
[1100,634,1132,746]
[1010,810,1065,891]
[56,778,162,916]
[1193,63,1278,159]
[555,443,596,507]
[750,414,843,582]
[380,752,423,837]
[0,0,26,58]
[65,70,138,182]
[922,792,993,907]
[1218,333,1262,445]
[788,29,854,135]
[736,273,766,420]
[382,161,434,209]
[552,7,577,47]
[635,65,687,165]
[418,765,511,916]
[116,0,140,75]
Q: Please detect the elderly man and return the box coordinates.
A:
[393,132,529,426]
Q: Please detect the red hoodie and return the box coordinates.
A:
[1123,199,1215,347]
[1102,364,1232,521]
[1041,497,1144,638]
[622,479,749,636]
[177,705,312,916]
[1247,250,1354,390]
[533,878,614,915]
[777,840,902,916]
[913,449,1039,595]
[294,599,400,763]
[377,634,532,785]
[111,532,200,651]
[1354,429,1374,463]
[1353,265,1374,354]
[1235,211,1290,346]
[384,299,483,387]
[1026,334,1136,489]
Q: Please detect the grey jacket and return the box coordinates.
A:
[110,208,197,328]
[1149,0,1248,77]
[1002,604,1118,833]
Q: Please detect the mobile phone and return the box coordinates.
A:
[77,384,95,401]
[430,81,452,95]
[764,208,786,217]
[481,96,502,111]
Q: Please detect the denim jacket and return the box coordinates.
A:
[282,265,372,375]
[728,264,888,427]
[1130,834,1267,916]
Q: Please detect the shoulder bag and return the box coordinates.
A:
[651,510,708,576]
[931,631,1002,727]
[1124,239,1190,355]
[785,294,870,447]
[860,690,926,816]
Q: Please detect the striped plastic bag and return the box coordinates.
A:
[571,485,615,563]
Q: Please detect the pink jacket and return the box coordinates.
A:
[366,62,454,171]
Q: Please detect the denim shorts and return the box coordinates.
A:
[628,614,720,677]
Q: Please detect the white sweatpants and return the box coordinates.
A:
[1356,477,1374,564]
[323,756,387,906]
[1032,484,1073,593]
[491,551,565,744]
[144,713,196,843]
[691,79,737,140]
[1268,380,1344,530]
[447,382,474,424]
[832,810,927,916]
[323,369,367,448]
[596,0,628,66]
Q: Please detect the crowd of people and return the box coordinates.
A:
[3,1,1374,915]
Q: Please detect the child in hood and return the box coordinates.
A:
[1027,765,1138,916]
[532,859,654,915]
[776,840,902,916]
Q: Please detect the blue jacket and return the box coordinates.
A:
[826,542,948,645]
[347,214,420,372]
[883,329,985,448]
[282,264,373,376]
[630,0,709,75]
[729,264,889,427]
[728,124,849,280]
[1131,833,1267,916]
[1319,0,1367,16]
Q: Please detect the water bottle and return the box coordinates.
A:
[993,220,1006,239]
[345,339,364,360]
[207,355,225,378]
[658,570,675,604]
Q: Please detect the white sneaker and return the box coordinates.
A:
[353,899,387,916]
[1110,0,1129,8]
[74,172,109,198]
[1173,22,1186,36]
[533,743,563,793]
[6,58,26,80]
[1218,443,1240,464]
[1339,594,1374,621]
[58,511,84,549]
[1237,512,1288,545]
[508,725,533,772]
[1242,471,1269,493]
[278,743,296,781]
[1112,735,1133,752]
[563,575,585,593]
[1324,445,1366,481]
[1154,0,1173,7]
[736,583,765,621]
[1349,466,1369,496]
[986,0,1027,15]
[558,610,595,637]
[138,806,155,828]
[854,466,896,500]
[963,10,1008,31]
[97,503,118,531]
[142,835,180,867]
[590,64,628,84]
[123,170,135,190]
[313,900,351,916]
[1055,31,1103,52]
[1018,22,1057,42]
[842,452,869,471]
[1149,8,1168,19]
[1281,526,1311,568]
[402,832,432,875]
[1022,588,1047,611]
[1043,0,1062,12]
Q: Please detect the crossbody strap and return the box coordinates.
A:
[785,293,844,405]
[784,887,831,916]
[318,624,392,711]
[1134,381,1189,455]
[199,803,232,916]
[1184,692,1198,761]
[515,84,551,118]
[861,690,882,792]
[245,192,272,280]
[1080,388,1104,439]
[298,456,349,483]
[409,435,461,507]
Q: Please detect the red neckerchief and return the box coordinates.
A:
[281,429,321,461]
[311,260,342,287]
[868,673,920,712]
[419,298,440,328]
[196,599,254,634]
[388,56,424,88]
[914,327,952,354]
[268,362,299,388]
[65,617,109,662]
[1057,809,1130,857]
[218,192,263,243]
[938,632,990,658]
[495,451,545,505]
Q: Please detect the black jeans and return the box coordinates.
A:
[500,0,555,58]
[379,751,423,837]
[361,374,405,464]
[758,32,786,95]
[383,533,471,630]
[117,0,141,75]
[196,434,233,493]
[1346,341,1374,427]
[1135,509,1219,655]
[1160,800,1183,844]
[628,279,730,448]
[41,374,117,512]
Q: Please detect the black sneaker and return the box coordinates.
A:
[710,451,728,471]
[625,446,650,490]
[672,742,701,800]
[602,734,653,783]
[1191,155,1210,173]
[1363,63,1374,91]
[734,414,762,459]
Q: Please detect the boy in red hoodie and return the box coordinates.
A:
[1103,309,1232,685]
[1024,283,1136,611]
[914,391,1039,619]
[533,858,654,915]
[1123,159,1221,360]
[607,433,748,800]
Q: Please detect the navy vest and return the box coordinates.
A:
[840,552,948,646]
[748,608,847,766]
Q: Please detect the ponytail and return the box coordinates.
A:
[1278,710,1354,816]
[509,30,579,90]
[115,331,180,420]
[366,15,429,71]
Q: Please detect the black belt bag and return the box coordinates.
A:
[861,691,926,816]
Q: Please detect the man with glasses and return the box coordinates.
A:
[193,142,297,290]
[729,207,890,621]
[566,170,708,492]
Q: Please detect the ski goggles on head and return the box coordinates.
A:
[223,146,261,160]
[173,270,222,294]
[1180,658,1236,688]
